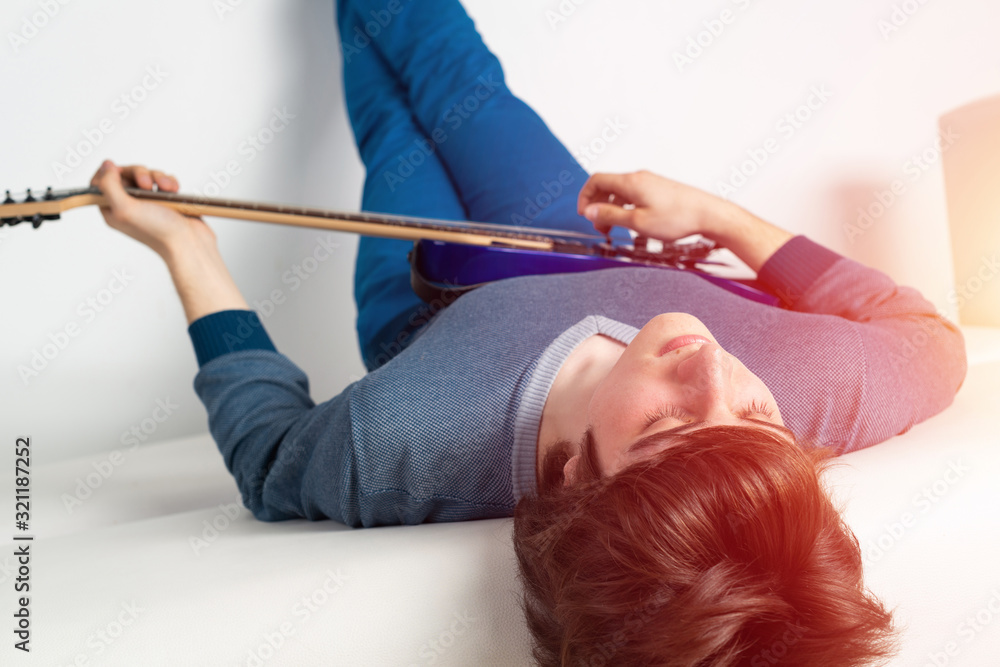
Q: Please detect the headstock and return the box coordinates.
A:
[0,186,100,228]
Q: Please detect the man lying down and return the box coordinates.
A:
[86,0,967,663]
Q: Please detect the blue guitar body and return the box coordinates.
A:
[410,239,781,308]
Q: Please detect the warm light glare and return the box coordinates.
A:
[940,94,1000,326]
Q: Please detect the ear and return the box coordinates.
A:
[562,454,581,487]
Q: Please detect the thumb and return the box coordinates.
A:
[584,203,634,234]
[93,160,134,213]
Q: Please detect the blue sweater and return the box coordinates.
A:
[188,236,967,528]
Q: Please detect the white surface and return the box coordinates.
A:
[0,326,995,665]
[2,0,1000,464]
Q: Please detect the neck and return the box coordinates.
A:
[536,334,627,481]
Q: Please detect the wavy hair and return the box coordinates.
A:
[512,424,900,666]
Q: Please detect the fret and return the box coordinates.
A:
[1,184,721,270]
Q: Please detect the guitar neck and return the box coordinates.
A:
[1,184,724,269]
[1,186,600,251]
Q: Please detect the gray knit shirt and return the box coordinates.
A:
[188,236,967,527]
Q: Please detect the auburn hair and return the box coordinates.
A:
[512,424,900,666]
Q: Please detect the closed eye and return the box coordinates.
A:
[642,399,775,430]
[630,400,793,456]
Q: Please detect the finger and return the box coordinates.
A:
[583,203,635,234]
[93,160,136,214]
[90,158,115,188]
[578,173,644,215]
[119,165,154,190]
[150,169,179,192]
[583,186,627,207]
[578,186,623,219]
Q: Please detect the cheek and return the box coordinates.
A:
[588,374,622,432]
[589,368,646,435]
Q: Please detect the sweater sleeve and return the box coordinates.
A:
[756,235,968,453]
[187,311,363,525]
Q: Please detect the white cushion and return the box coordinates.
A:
[11,325,1000,666]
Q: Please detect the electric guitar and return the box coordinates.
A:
[0,185,780,307]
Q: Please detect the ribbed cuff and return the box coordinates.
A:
[756,235,843,307]
[188,309,277,367]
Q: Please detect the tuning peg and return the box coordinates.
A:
[41,186,60,222]
[0,188,60,228]
[0,190,15,226]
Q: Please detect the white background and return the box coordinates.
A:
[2,0,998,465]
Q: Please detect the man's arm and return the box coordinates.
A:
[700,200,795,275]
[91,160,250,322]
[90,160,372,524]
[163,240,250,324]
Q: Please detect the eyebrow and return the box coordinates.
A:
[626,417,795,455]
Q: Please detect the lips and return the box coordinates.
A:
[659,335,712,356]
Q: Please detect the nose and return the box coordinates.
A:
[675,343,740,419]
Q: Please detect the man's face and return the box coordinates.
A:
[580,313,791,480]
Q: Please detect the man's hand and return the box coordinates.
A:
[578,169,795,274]
[90,159,215,260]
[90,159,250,324]
[578,170,723,241]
